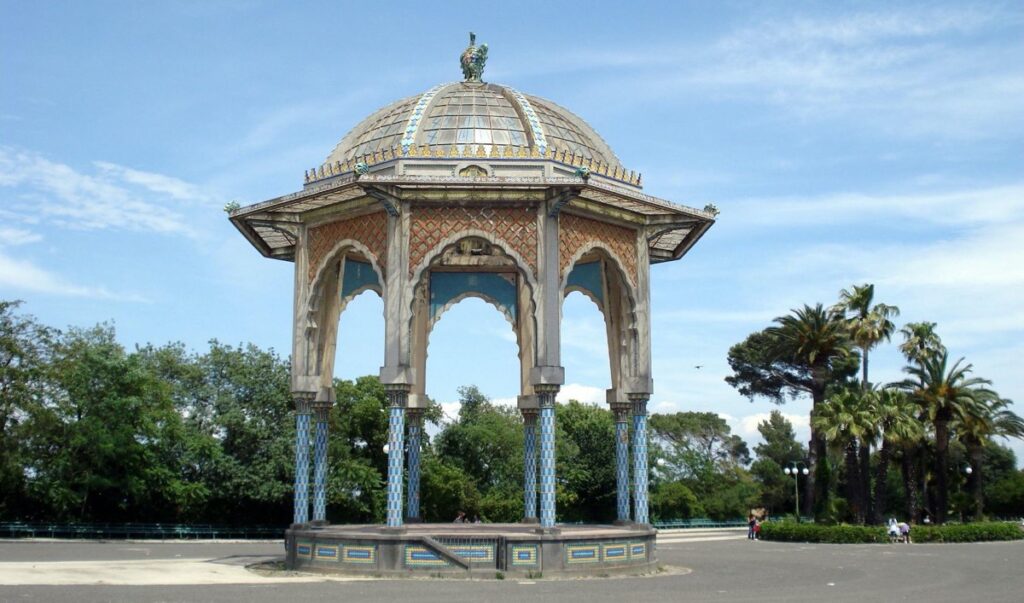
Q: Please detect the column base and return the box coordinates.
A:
[309,520,330,528]
[629,522,652,530]
[405,516,423,524]
[520,517,540,524]
[613,519,635,527]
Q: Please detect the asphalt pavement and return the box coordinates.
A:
[1,530,1021,602]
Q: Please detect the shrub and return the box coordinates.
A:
[758,520,1024,544]
[758,521,885,543]
[912,522,1024,543]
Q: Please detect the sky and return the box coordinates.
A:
[2,1,1023,463]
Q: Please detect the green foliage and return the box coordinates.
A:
[759,520,1023,543]
[758,520,887,543]
[651,481,702,520]
[912,522,1024,543]
[985,470,1024,517]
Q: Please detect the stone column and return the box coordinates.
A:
[537,385,559,528]
[630,394,650,525]
[385,385,409,528]
[311,400,332,523]
[612,402,632,524]
[292,392,315,525]
[405,407,424,522]
[522,408,539,522]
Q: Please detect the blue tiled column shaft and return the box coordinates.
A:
[292,395,313,525]
[631,396,650,525]
[522,409,538,521]
[311,402,331,522]
[612,403,632,523]
[538,387,558,528]
[385,386,408,528]
[406,409,423,521]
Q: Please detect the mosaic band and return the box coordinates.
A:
[312,401,332,523]
[292,393,314,525]
[521,408,538,522]
[406,408,424,521]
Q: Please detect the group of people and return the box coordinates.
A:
[887,517,912,543]
[453,511,482,524]
[747,515,762,540]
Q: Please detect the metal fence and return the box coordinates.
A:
[0,522,285,540]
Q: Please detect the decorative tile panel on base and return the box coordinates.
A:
[510,544,539,568]
[404,545,449,568]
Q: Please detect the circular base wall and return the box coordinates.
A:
[285,523,657,577]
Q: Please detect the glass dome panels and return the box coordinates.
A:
[325,82,622,169]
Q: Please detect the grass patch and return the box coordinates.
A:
[759,520,1024,544]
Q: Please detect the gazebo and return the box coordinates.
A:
[229,35,715,575]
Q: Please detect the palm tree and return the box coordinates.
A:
[767,304,855,516]
[899,322,944,366]
[813,388,874,522]
[956,395,1024,520]
[834,284,901,389]
[899,352,994,523]
[869,388,923,523]
[833,284,900,520]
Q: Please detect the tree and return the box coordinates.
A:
[956,396,1024,520]
[870,388,922,523]
[726,304,856,516]
[899,322,944,365]
[0,301,56,519]
[751,411,806,515]
[812,388,875,522]
[833,284,899,519]
[650,412,749,484]
[899,352,994,523]
[650,481,702,520]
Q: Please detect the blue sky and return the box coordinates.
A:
[2,1,1023,462]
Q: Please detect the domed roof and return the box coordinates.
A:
[326,81,622,169]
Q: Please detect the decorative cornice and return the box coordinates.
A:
[304,144,642,188]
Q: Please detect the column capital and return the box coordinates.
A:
[536,384,559,408]
[384,384,410,409]
[406,407,425,422]
[294,391,316,414]
[628,393,649,416]
[521,408,539,423]
[610,402,632,422]
[311,400,334,422]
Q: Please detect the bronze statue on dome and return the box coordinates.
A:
[460,32,488,82]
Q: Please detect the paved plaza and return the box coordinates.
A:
[2,529,1023,602]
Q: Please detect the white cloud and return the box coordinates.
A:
[0,250,148,302]
[0,227,42,246]
[0,147,215,235]
[557,383,605,405]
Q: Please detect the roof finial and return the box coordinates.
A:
[460,31,488,83]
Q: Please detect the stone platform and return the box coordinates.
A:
[285,523,657,577]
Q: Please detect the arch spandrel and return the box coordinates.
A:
[307,212,388,283]
[559,213,638,287]
[408,206,538,279]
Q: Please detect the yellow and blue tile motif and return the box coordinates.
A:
[629,542,647,560]
[295,541,313,559]
[510,545,539,567]
[314,545,339,561]
[342,544,377,565]
[601,542,628,562]
[404,545,450,567]
[449,544,494,564]
[565,543,601,564]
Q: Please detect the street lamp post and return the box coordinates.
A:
[783,462,810,522]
